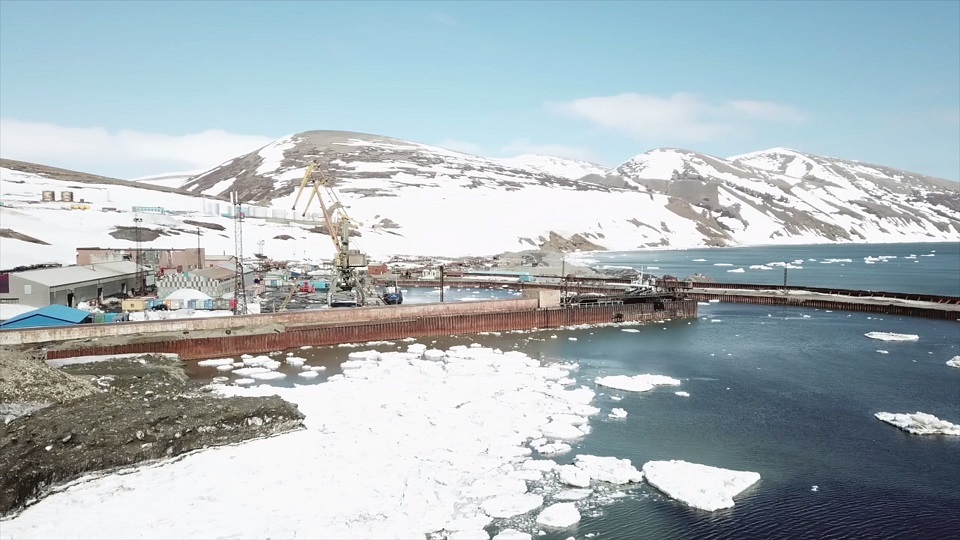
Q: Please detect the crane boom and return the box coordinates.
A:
[290,159,374,308]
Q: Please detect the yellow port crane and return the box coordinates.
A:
[291,160,372,307]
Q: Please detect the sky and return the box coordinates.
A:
[0,0,958,180]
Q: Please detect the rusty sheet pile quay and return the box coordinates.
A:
[3,293,697,361]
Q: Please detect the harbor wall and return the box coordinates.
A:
[0,299,538,347]
[45,299,697,361]
[688,293,958,320]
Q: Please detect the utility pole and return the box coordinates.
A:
[439,265,445,302]
[133,217,145,295]
[231,192,248,315]
[783,267,788,289]
[196,226,202,270]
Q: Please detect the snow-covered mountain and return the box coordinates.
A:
[496,154,610,180]
[0,132,958,270]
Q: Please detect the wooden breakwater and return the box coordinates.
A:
[42,298,697,361]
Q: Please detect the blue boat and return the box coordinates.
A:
[382,284,403,305]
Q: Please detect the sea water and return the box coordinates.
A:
[180,241,960,537]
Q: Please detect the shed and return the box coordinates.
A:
[0,305,91,329]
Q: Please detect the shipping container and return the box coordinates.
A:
[122,298,147,312]
[104,313,118,323]
[92,313,106,324]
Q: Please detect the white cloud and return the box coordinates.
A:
[549,92,807,141]
[434,138,484,155]
[0,118,274,179]
[499,138,597,162]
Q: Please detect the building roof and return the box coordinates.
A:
[11,261,141,287]
[190,266,235,281]
[0,304,91,329]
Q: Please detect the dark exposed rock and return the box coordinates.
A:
[0,354,304,517]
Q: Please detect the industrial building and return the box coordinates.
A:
[0,261,150,308]
[76,247,205,273]
[156,265,252,300]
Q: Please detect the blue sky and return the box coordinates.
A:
[1,0,958,180]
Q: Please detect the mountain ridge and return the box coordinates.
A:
[0,130,957,268]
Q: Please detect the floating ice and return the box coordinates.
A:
[595,374,681,393]
[675,391,690,397]
[865,332,919,341]
[233,378,254,386]
[248,371,286,381]
[481,493,544,518]
[642,460,761,511]
[284,356,306,366]
[521,459,557,471]
[534,442,572,456]
[215,365,234,372]
[232,367,269,377]
[608,408,628,419]
[557,465,591,487]
[574,455,643,485]
[197,358,234,367]
[536,502,581,528]
[876,350,889,355]
[493,529,531,540]
[407,343,427,355]
[621,328,640,333]
[298,371,319,379]
[553,488,592,501]
[726,268,745,273]
[241,355,274,366]
[947,356,960,369]
[874,412,960,435]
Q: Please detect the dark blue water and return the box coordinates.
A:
[571,242,960,296]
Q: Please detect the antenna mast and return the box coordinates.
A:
[232,192,248,315]
[133,216,145,295]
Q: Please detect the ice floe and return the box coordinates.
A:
[874,412,960,435]
[947,356,960,368]
[595,374,681,393]
[197,358,234,367]
[493,529,531,540]
[642,460,761,511]
[608,408,628,419]
[675,391,690,397]
[536,502,581,528]
[865,332,919,341]
[480,493,544,518]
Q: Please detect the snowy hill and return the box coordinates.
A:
[496,154,610,180]
[0,133,958,270]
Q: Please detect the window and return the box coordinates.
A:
[24,284,31,294]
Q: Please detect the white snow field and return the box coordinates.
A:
[2,343,649,539]
[864,332,920,342]
[874,412,960,435]
[641,460,761,511]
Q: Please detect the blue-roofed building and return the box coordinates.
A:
[0,305,91,329]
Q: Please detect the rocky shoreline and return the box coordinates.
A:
[0,349,304,518]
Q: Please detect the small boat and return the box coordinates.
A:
[382,286,403,305]
[382,284,403,305]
